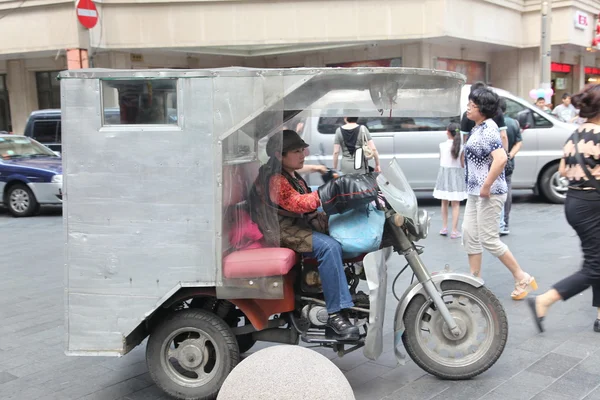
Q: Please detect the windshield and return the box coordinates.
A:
[376,159,418,223]
[0,136,58,160]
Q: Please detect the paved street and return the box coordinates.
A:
[2,194,600,400]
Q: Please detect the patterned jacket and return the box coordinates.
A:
[248,158,327,253]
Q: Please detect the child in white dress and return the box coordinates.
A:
[433,123,467,239]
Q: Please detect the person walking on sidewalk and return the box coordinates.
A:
[460,81,508,150]
[528,84,600,332]
[333,115,381,175]
[433,122,467,239]
[498,98,523,236]
[463,87,537,300]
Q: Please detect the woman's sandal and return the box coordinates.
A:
[511,274,538,300]
[450,231,462,239]
[439,228,448,236]
[527,297,545,333]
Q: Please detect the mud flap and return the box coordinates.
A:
[362,247,391,360]
[394,328,408,365]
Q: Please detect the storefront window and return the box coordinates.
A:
[550,63,573,108]
[36,71,61,110]
[435,58,486,84]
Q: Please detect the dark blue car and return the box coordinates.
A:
[0,134,62,217]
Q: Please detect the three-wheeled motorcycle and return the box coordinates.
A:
[61,67,508,400]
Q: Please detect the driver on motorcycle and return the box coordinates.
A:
[249,130,360,339]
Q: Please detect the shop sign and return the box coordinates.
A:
[593,14,600,49]
[551,62,572,73]
[575,11,589,30]
[585,67,600,75]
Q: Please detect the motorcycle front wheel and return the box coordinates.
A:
[402,281,508,380]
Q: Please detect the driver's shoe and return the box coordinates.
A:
[327,312,360,339]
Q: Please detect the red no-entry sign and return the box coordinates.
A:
[76,0,99,29]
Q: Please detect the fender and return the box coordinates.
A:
[156,274,296,332]
[392,272,484,364]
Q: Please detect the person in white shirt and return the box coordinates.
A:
[433,123,467,239]
[552,93,579,123]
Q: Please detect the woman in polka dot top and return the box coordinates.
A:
[462,87,537,300]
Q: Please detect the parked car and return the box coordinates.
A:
[23,107,178,155]
[302,85,574,203]
[0,134,62,217]
[23,109,62,154]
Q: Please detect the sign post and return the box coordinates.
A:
[540,0,552,91]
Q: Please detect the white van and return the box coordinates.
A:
[302,85,574,203]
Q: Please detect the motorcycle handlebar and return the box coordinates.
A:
[320,168,341,184]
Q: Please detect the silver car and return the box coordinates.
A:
[302,85,573,203]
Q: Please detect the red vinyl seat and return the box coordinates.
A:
[223,248,297,279]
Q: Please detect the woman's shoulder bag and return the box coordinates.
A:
[360,125,375,160]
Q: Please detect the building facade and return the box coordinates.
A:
[1,0,600,133]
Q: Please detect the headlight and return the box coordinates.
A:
[51,175,63,184]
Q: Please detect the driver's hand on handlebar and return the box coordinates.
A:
[312,165,328,174]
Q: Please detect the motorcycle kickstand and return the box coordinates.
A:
[333,342,364,358]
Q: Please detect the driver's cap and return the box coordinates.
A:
[266,130,308,157]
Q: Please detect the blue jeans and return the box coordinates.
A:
[303,232,355,313]
[499,174,512,230]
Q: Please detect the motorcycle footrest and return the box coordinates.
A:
[324,327,361,342]
[299,326,363,344]
[300,334,339,344]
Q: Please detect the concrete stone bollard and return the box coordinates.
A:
[217,345,356,400]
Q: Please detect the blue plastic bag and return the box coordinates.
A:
[329,203,385,253]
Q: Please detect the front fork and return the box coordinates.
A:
[388,217,462,338]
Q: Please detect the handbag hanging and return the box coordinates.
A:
[361,125,375,160]
[573,130,600,192]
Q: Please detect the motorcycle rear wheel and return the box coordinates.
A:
[402,281,508,380]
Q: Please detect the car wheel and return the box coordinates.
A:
[539,163,567,204]
[7,184,39,217]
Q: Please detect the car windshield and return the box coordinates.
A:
[0,136,58,159]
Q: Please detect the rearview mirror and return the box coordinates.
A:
[354,148,364,170]
[517,110,534,131]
